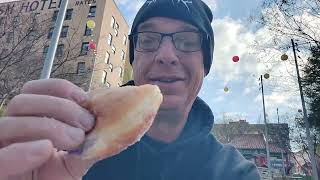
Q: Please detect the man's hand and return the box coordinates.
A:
[0,79,96,180]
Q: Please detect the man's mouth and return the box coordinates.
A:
[149,76,185,84]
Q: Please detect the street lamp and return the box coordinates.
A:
[281,39,318,180]
[40,0,69,79]
[259,73,272,179]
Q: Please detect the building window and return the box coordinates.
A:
[60,26,69,38]
[115,22,119,29]
[102,70,107,84]
[77,62,86,74]
[65,9,73,20]
[123,35,127,45]
[110,16,115,28]
[118,67,123,77]
[121,50,125,61]
[13,16,20,27]
[48,27,53,39]
[43,46,49,58]
[80,42,89,55]
[0,17,4,27]
[6,32,13,43]
[107,63,113,72]
[84,25,93,36]
[52,10,59,22]
[105,51,110,64]
[56,44,64,57]
[111,45,116,54]
[107,33,112,45]
[88,6,96,17]
[114,29,118,37]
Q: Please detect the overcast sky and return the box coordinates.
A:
[115,0,306,124]
[0,0,306,124]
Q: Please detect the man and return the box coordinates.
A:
[0,0,260,179]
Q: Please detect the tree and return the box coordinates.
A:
[253,0,320,49]
[251,1,320,175]
[302,46,320,131]
[0,8,96,106]
[252,0,320,130]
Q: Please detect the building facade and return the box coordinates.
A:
[0,0,132,94]
[213,120,293,177]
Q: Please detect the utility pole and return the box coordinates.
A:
[291,39,318,180]
[40,0,69,79]
[260,75,272,179]
[277,108,280,124]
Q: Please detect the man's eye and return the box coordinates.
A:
[140,36,157,44]
[141,38,153,44]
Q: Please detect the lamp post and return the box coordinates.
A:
[281,39,318,180]
[260,74,272,179]
[40,0,69,79]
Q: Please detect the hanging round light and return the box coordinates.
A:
[224,87,229,93]
[281,54,288,61]
[87,20,96,29]
[232,56,240,62]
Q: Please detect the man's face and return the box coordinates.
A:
[132,17,205,111]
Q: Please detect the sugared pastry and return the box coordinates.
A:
[80,84,163,161]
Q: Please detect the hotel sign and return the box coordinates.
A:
[0,0,96,16]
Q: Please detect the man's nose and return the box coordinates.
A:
[154,37,179,65]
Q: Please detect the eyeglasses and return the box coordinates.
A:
[129,31,203,52]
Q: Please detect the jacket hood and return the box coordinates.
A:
[122,80,214,151]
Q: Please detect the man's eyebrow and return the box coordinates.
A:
[180,25,198,31]
[138,22,155,31]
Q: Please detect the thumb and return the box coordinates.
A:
[61,152,96,179]
[0,140,53,178]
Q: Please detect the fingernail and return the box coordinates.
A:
[31,139,52,148]
[67,128,85,143]
[79,109,95,131]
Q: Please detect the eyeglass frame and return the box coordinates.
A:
[129,30,204,53]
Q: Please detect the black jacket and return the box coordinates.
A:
[83,81,260,180]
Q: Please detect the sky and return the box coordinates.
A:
[0,0,306,125]
[115,0,306,124]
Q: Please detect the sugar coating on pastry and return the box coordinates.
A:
[80,84,163,161]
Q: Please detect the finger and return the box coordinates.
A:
[21,78,87,104]
[36,151,96,180]
[0,140,53,178]
[4,94,95,131]
[0,116,85,150]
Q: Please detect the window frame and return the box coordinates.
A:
[123,35,127,45]
[52,10,59,22]
[84,25,93,36]
[88,6,97,17]
[111,16,115,28]
[65,9,73,20]
[60,26,69,38]
[105,51,110,64]
[107,33,113,45]
[121,50,125,61]
[77,62,86,74]
[111,45,116,54]
[56,44,65,57]
[102,70,108,84]
[80,42,90,55]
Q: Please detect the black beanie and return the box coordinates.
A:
[129,0,214,75]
